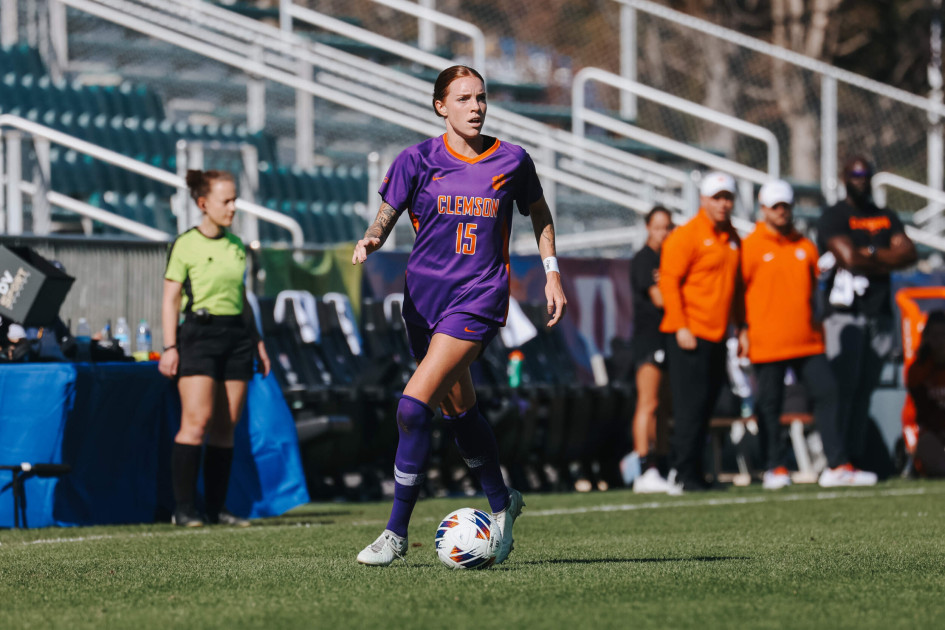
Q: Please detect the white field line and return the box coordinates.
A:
[5,486,941,548]
[525,485,941,517]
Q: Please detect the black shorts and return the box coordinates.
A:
[177,316,255,381]
[632,332,668,370]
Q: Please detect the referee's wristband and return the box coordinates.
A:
[542,256,560,274]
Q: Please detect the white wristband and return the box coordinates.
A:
[543,256,560,274]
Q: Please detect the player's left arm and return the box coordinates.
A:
[528,196,567,327]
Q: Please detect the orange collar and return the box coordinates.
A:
[441,134,501,164]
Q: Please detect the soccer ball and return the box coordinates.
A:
[435,507,498,569]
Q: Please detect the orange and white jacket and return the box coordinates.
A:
[741,221,824,363]
[659,209,741,343]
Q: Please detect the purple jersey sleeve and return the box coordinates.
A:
[378,148,420,214]
[389,136,544,328]
[514,152,543,216]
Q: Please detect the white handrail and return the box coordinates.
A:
[579,109,769,185]
[370,0,486,74]
[873,172,945,223]
[573,67,780,178]
[64,0,707,245]
[61,0,446,142]
[614,0,945,118]
[14,179,172,240]
[62,0,685,212]
[0,115,306,246]
[284,2,452,73]
[47,190,171,240]
[105,0,694,188]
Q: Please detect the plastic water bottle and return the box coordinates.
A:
[76,317,92,362]
[507,350,524,388]
[114,317,131,357]
[134,319,152,361]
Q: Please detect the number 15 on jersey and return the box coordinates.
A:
[455,223,477,255]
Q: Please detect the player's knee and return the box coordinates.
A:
[397,395,434,435]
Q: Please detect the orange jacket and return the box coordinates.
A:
[741,222,823,363]
[659,209,741,343]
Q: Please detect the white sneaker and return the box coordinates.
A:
[619,452,642,486]
[357,529,408,566]
[762,467,792,490]
[633,467,672,494]
[665,469,684,496]
[818,464,878,488]
[492,488,524,565]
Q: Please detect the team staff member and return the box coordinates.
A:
[817,157,916,470]
[658,172,744,493]
[740,180,875,489]
[352,65,566,566]
[159,170,271,527]
[624,206,673,494]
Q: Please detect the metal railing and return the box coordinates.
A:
[615,0,945,206]
[573,67,781,179]
[0,115,305,246]
[51,0,702,250]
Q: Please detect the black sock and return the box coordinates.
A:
[172,443,202,513]
[204,445,234,517]
[640,454,657,471]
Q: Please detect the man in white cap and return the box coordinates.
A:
[658,171,745,492]
[741,180,876,489]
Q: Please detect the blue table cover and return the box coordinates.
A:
[0,363,309,528]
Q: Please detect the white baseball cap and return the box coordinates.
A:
[699,172,736,198]
[758,180,794,207]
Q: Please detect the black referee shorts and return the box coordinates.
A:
[177,315,254,382]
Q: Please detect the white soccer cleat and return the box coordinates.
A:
[818,464,878,488]
[665,469,684,496]
[357,529,408,566]
[762,467,792,490]
[632,467,673,494]
[491,488,524,565]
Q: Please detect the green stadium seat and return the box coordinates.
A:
[0,44,45,77]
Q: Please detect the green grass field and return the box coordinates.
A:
[2,480,944,629]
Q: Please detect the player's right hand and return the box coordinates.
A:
[352,237,382,264]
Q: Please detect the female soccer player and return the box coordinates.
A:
[352,65,567,566]
[159,170,271,527]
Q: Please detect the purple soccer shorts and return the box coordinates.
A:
[405,311,500,362]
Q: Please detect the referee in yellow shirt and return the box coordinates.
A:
[159,170,271,527]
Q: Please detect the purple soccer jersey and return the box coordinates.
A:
[379,134,543,327]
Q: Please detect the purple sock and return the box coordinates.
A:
[446,403,509,513]
[386,395,433,538]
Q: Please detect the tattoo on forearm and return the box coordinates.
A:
[364,203,399,244]
[540,222,556,256]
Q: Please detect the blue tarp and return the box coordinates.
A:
[0,363,309,528]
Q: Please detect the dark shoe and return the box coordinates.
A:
[172,508,204,528]
[207,509,251,527]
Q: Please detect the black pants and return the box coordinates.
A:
[666,335,726,487]
[754,354,847,471]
